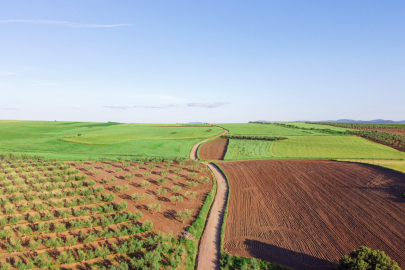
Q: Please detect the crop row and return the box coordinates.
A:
[0,229,187,270]
[0,186,107,210]
[221,134,287,141]
[311,122,405,151]
[1,211,140,246]
[0,197,120,225]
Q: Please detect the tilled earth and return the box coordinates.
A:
[218,159,405,270]
[199,138,228,160]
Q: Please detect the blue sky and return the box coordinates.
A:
[1,1,404,123]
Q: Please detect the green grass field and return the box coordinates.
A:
[271,136,405,159]
[224,140,274,160]
[217,123,326,137]
[0,121,223,160]
[224,135,405,160]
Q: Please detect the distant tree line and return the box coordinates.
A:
[221,134,287,141]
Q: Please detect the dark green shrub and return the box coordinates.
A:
[337,246,400,270]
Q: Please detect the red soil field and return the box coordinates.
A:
[219,160,405,270]
[70,160,213,236]
[356,127,405,136]
[199,138,228,160]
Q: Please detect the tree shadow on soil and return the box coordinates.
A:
[340,162,405,203]
[243,239,336,270]
[163,209,177,221]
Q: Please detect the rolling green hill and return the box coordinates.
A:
[0,120,223,160]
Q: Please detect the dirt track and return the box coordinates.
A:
[199,138,229,160]
[189,129,228,160]
[189,128,229,270]
[196,163,229,270]
[218,160,405,270]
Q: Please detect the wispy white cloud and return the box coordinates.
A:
[1,108,19,110]
[104,104,179,109]
[0,72,16,75]
[0,20,131,28]
[187,102,229,108]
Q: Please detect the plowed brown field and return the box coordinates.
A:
[199,138,228,160]
[356,127,405,136]
[219,160,405,270]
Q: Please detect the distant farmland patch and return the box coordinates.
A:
[218,160,405,270]
[270,135,405,159]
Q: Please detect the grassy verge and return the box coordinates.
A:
[213,162,289,270]
[184,169,218,269]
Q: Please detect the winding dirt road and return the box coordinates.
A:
[189,128,229,270]
[189,128,228,160]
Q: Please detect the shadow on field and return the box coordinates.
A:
[244,239,336,270]
[339,162,405,204]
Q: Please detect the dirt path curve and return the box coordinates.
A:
[189,128,228,160]
[189,127,229,270]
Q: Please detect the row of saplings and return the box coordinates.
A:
[0,227,187,270]
[220,246,401,270]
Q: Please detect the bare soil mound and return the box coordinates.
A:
[218,159,405,270]
[199,138,228,160]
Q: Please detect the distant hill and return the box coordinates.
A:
[321,119,405,124]
[186,122,205,124]
[253,120,271,123]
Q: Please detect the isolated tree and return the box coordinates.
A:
[177,209,193,223]
[140,180,150,189]
[115,185,123,193]
[131,193,145,202]
[184,191,197,199]
[143,171,152,177]
[157,188,167,196]
[337,246,400,270]
[199,176,210,185]
[170,185,182,192]
[170,195,183,206]
[34,253,52,268]
[29,239,41,250]
[186,181,198,188]
[147,203,161,214]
